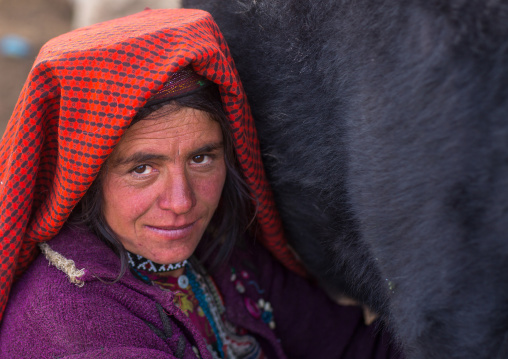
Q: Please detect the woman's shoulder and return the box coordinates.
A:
[43,225,122,278]
[0,227,180,358]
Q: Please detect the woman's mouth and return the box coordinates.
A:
[145,222,197,239]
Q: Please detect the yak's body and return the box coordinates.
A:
[183,1,508,357]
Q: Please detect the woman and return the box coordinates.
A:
[0,8,402,359]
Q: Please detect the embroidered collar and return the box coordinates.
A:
[126,252,188,273]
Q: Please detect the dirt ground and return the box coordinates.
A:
[0,0,72,136]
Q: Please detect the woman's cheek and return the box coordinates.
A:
[126,185,157,211]
[110,180,155,218]
[195,170,226,206]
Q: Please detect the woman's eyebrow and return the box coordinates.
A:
[189,141,224,157]
[113,153,169,166]
[113,142,224,166]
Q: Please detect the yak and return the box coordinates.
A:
[183,1,508,358]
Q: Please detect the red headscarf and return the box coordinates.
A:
[0,9,306,320]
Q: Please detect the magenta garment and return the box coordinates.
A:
[0,226,403,358]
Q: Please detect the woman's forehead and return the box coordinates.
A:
[110,107,223,161]
[126,107,215,137]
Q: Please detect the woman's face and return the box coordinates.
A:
[101,106,226,273]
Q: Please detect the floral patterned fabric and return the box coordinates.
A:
[131,258,267,359]
[131,267,218,348]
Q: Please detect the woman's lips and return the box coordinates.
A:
[145,221,196,239]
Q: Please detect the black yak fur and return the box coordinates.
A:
[183,1,508,357]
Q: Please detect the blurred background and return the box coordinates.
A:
[0,0,180,137]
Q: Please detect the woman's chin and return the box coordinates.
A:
[133,239,199,266]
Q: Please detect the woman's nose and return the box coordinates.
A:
[158,170,195,214]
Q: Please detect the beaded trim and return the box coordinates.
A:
[145,67,212,107]
[187,259,263,359]
[187,262,225,358]
[230,267,276,330]
[126,252,188,273]
[128,254,263,359]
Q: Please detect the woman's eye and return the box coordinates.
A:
[192,155,209,164]
[132,165,152,175]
